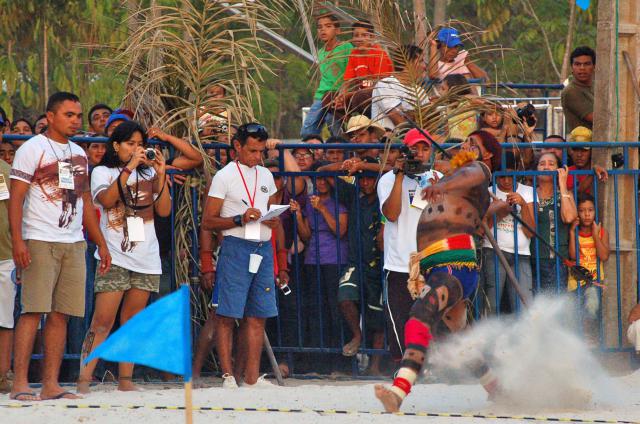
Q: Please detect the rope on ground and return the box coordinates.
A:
[0,403,637,423]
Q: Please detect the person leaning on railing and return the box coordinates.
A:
[530,152,577,293]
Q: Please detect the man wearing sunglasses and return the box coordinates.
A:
[202,123,282,388]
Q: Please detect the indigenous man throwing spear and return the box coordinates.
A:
[376,135,509,412]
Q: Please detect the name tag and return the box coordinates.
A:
[0,175,9,200]
[58,161,75,190]
[126,216,146,242]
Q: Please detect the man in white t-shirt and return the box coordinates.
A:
[428,28,489,82]
[371,44,429,130]
[202,123,281,388]
[8,92,111,401]
[377,128,442,362]
[482,152,535,314]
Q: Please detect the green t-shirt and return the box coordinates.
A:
[530,195,569,260]
[0,159,11,261]
[561,79,593,131]
[314,42,354,100]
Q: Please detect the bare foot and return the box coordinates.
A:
[278,363,290,379]
[342,336,361,357]
[118,378,139,392]
[76,379,91,395]
[374,384,402,412]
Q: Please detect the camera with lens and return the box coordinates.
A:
[516,103,537,127]
[400,146,427,176]
[145,148,156,161]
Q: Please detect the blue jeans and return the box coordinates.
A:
[482,248,533,315]
[300,99,343,137]
[532,258,567,294]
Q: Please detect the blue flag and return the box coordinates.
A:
[576,0,590,10]
[85,285,192,381]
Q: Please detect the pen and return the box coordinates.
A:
[242,199,256,220]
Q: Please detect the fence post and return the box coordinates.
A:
[593,0,640,348]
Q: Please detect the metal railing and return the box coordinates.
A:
[2,135,638,372]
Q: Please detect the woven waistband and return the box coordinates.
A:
[418,235,476,271]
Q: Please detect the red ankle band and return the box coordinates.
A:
[393,377,412,395]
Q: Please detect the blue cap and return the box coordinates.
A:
[105,113,131,132]
[437,28,463,48]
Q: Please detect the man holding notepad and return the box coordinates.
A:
[202,123,287,388]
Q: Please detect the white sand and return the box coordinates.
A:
[4,298,639,423]
[1,372,639,424]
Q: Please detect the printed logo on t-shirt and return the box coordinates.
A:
[29,153,89,229]
[260,185,268,193]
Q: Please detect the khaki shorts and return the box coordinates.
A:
[21,240,87,317]
[94,263,160,293]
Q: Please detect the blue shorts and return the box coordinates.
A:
[214,236,277,319]
[424,265,479,300]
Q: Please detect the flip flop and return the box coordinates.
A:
[41,391,81,400]
[342,339,361,357]
[9,392,40,401]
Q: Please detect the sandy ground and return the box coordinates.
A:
[1,371,639,424]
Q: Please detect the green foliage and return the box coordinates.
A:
[0,0,126,122]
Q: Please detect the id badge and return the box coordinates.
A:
[126,216,146,242]
[0,174,9,200]
[58,161,75,190]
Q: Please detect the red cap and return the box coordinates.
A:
[403,128,432,147]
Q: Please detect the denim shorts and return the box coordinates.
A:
[214,236,277,319]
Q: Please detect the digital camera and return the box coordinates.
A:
[516,103,537,127]
[400,146,427,176]
[145,148,156,160]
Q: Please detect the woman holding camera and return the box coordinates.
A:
[77,121,171,393]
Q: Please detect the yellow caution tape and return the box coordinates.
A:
[0,403,637,423]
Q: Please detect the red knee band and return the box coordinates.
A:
[393,377,412,395]
[404,318,433,349]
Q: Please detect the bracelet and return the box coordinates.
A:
[122,167,133,176]
[561,193,572,199]
[199,250,215,273]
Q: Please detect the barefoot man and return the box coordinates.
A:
[376,135,508,412]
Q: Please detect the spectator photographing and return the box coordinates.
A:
[77,121,171,394]
[377,129,442,363]
[202,123,281,388]
[301,14,353,137]
[561,46,595,131]
[8,92,111,401]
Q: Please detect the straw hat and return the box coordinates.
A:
[344,115,385,139]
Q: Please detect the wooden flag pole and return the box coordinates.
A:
[185,380,193,424]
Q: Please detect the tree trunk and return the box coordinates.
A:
[560,0,577,82]
[43,18,49,105]
[413,0,427,47]
[433,0,446,26]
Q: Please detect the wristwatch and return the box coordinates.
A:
[233,215,243,227]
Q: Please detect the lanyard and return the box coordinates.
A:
[236,161,257,208]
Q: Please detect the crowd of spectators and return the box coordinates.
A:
[0,13,619,398]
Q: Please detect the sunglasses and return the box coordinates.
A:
[238,123,269,141]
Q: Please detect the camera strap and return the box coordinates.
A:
[117,168,165,212]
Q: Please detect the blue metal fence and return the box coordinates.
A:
[2,135,638,371]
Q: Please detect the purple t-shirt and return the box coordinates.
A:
[303,196,348,265]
